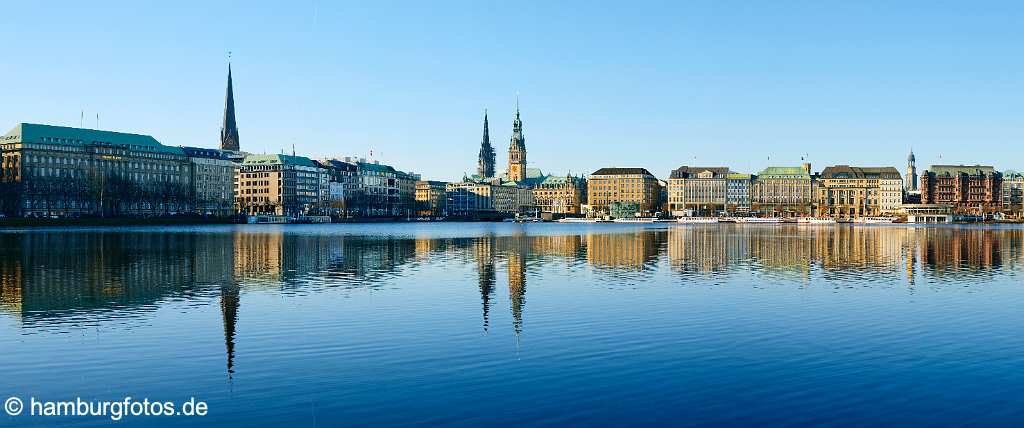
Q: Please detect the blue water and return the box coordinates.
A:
[2,223,1024,427]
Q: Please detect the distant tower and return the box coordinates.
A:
[477,110,496,178]
[907,149,917,191]
[507,101,527,182]
[220,63,240,151]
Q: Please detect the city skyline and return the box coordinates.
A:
[2,2,1023,181]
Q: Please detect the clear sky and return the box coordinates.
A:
[2,1,1021,180]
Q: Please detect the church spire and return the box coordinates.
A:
[477,109,496,178]
[220,63,240,151]
[507,98,527,182]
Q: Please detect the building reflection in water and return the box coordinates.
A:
[221,282,240,378]
[475,235,496,332]
[3,226,1024,376]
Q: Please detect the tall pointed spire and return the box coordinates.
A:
[220,62,240,151]
[477,109,496,178]
[507,97,527,182]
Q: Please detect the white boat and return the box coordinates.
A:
[247,215,290,224]
[612,217,657,223]
[557,218,599,223]
[854,217,895,224]
[739,217,782,224]
[676,217,719,224]
[797,217,837,225]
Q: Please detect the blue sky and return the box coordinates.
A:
[2,1,1021,180]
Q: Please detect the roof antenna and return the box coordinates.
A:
[292,143,295,157]
[96,113,99,130]
[80,110,84,128]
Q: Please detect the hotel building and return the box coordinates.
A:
[235,154,325,216]
[532,174,586,215]
[667,166,730,216]
[920,165,1002,213]
[1,123,192,217]
[816,166,902,218]
[587,168,661,216]
[751,164,814,216]
[416,180,448,217]
[446,180,534,217]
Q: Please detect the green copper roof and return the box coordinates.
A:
[3,123,184,155]
[538,174,584,186]
[357,162,398,173]
[757,166,811,178]
[727,173,754,180]
[243,154,316,167]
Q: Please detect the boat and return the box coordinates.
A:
[676,217,720,224]
[612,217,657,223]
[557,218,599,223]
[739,217,781,224]
[854,217,896,224]
[797,217,837,225]
[247,215,290,224]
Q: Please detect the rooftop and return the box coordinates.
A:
[928,165,998,176]
[591,167,655,177]
[242,154,317,167]
[820,165,901,180]
[3,123,184,155]
[669,166,730,179]
[757,166,811,178]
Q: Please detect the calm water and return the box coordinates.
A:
[3,223,1024,427]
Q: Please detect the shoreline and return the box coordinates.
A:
[2,217,1022,228]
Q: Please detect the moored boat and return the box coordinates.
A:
[854,216,896,224]
[797,217,837,225]
[612,217,657,223]
[739,217,782,224]
[676,217,720,224]
[557,218,599,223]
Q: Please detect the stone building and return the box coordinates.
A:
[920,165,1002,213]
[319,159,359,217]
[182,146,236,216]
[532,174,586,215]
[0,123,192,217]
[587,168,661,217]
[415,180,448,217]
[1001,170,1024,216]
[667,166,730,216]
[235,154,325,216]
[726,173,754,213]
[816,165,902,218]
[751,164,814,216]
[445,180,534,217]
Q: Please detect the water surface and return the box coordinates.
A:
[2,223,1024,427]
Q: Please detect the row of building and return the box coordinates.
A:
[2,64,1021,220]
[421,107,1021,219]
[0,123,423,218]
[0,66,429,219]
